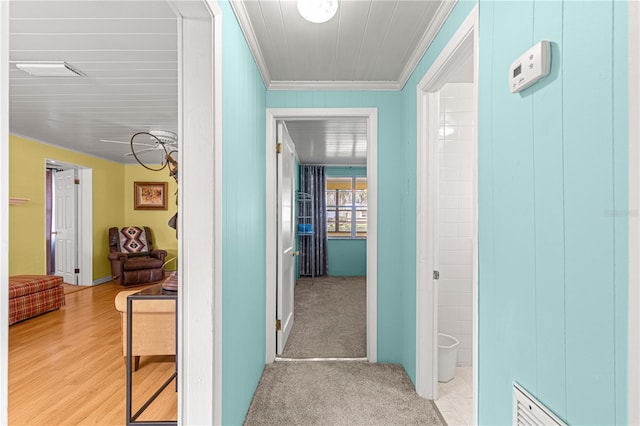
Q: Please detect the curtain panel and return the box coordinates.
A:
[299,165,328,276]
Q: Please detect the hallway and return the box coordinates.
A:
[244,361,444,425]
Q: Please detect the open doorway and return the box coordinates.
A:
[416,5,478,426]
[44,159,93,286]
[266,108,378,364]
[274,119,369,359]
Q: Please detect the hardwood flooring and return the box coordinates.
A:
[9,282,177,425]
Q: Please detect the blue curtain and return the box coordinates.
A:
[299,165,328,276]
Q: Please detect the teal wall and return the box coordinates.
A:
[220,1,267,424]
[220,0,629,424]
[475,1,628,424]
[267,91,413,373]
[398,0,628,423]
[328,239,366,276]
[326,166,367,276]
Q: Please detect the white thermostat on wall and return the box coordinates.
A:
[509,40,551,93]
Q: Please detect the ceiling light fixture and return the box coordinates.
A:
[15,61,84,77]
[297,0,338,24]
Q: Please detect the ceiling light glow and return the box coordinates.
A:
[297,0,338,24]
[15,61,83,77]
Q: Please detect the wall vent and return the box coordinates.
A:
[513,383,567,426]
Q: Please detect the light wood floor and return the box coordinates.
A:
[9,282,177,425]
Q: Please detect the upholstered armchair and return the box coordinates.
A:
[114,289,175,371]
[108,226,167,286]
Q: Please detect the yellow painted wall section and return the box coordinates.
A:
[9,134,124,280]
[123,165,178,270]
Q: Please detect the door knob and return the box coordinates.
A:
[293,251,300,256]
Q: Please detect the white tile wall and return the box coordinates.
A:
[438,83,474,366]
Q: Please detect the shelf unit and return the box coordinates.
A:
[9,197,29,205]
[296,191,314,283]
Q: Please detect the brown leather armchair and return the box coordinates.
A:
[108,226,167,286]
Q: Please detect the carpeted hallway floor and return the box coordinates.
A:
[244,361,445,425]
[245,276,445,425]
[282,276,366,358]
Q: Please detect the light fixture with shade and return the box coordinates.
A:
[297,0,338,24]
[15,61,84,77]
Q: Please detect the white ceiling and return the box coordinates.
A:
[284,118,367,166]
[7,0,462,166]
[231,0,456,90]
[9,0,177,164]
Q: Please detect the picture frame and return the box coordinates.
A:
[134,181,168,210]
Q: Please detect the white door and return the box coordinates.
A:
[54,169,78,284]
[276,122,296,354]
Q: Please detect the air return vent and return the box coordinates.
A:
[513,383,566,426]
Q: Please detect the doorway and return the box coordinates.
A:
[275,121,369,359]
[44,159,93,286]
[0,1,222,423]
[266,108,378,363]
[416,4,479,424]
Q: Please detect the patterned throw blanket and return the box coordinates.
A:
[118,226,149,254]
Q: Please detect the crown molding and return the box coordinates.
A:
[232,0,457,92]
[229,0,271,89]
[397,0,458,90]
[268,80,401,91]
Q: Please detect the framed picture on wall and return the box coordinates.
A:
[134,181,168,210]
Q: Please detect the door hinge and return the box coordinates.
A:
[276,319,281,331]
[75,268,80,274]
[276,143,282,154]
[433,270,439,280]
[74,178,80,185]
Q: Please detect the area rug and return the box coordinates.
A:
[244,361,444,425]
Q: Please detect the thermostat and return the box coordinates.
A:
[509,40,551,93]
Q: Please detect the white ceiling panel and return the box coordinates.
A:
[284,119,368,166]
[8,0,458,166]
[231,0,456,89]
[8,0,178,164]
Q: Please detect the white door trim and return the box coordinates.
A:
[0,1,223,423]
[46,160,93,286]
[0,1,9,422]
[628,0,640,423]
[266,107,378,363]
[415,5,478,421]
[77,168,92,286]
[169,0,222,424]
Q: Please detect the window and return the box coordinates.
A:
[326,177,367,238]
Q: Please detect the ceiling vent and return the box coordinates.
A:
[15,61,84,77]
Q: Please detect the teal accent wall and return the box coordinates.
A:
[326,166,367,276]
[399,0,628,423]
[267,91,412,373]
[475,1,627,424]
[326,166,367,177]
[328,239,366,276]
[220,1,267,424]
[219,0,629,424]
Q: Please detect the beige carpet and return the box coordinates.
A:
[282,276,366,358]
[244,361,445,425]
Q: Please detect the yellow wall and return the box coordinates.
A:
[123,165,178,270]
[9,134,125,280]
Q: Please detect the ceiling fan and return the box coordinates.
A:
[100,130,178,174]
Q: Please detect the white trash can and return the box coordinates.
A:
[438,333,459,383]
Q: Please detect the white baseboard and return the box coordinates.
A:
[92,276,112,286]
